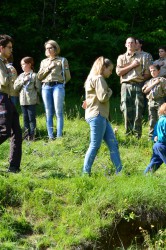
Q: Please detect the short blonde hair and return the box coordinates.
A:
[44,40,60,55]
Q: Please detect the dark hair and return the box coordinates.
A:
[136,38,144,46]
[0,34,13,47]
[150,64,160,71]
[21,57,34,70]
[104,58,113,68]
[159,46,166,52]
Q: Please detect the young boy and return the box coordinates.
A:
[144,103,166,173]
[153,46,166,78]
[142,64,166,139]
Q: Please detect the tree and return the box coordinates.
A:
[0,0,165,95]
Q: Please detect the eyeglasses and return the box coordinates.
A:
[5,46,13,50]
[45,47,54,50]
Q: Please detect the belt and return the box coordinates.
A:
[44,82,63,87]
[122,82,144,87]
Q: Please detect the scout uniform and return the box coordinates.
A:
[143,77,166,138]
[116,51,150,138]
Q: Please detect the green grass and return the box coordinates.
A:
[0,96,166,249]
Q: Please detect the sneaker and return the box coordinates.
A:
[7,168,21,173]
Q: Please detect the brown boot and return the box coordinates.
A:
[29,134,35,141]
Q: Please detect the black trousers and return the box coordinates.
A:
[0,93,22,170]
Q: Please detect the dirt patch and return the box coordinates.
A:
[72,208,166,250]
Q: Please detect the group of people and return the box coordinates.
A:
[0,34,70,173]
[8,40,71,142]
[0,34,166,175]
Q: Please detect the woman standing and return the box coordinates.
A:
[82,56,123,175]
[38,40,71,139]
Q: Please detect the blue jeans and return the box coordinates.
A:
[83,114,123,174]
[42,84,65,138]
[21,105,36,135]
[144,142,166,173]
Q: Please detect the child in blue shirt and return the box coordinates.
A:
[144,103,166,173]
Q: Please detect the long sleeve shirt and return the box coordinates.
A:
[0,56,12,95]
[85,75,112,120]
[143,77,166,101]
[153,58,166,77]
[157,115,166,144]
[14,71,41,105]
[37,56,71,84]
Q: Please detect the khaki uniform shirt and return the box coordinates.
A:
[116,52,150,84]
[143,77,166,100]
[85,75,112,120]
[38,56,71,84]
[14,71,41,105]
[140,50,153,66]
[0,56,11,95]
[153,58,166,77]
[6,63,19,97]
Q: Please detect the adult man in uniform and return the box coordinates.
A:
[0,34,22,172]
[116,37,150,138]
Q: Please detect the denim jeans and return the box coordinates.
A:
[42,84,65,138]
[83,114,123,174]
[21,105,36,135]
[144,142,166,173]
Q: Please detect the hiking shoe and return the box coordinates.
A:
[7,168,21,173]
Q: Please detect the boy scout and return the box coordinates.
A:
[154,46,166,78]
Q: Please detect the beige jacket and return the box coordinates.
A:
[154,58,166,77]
[143,77,166,100]
[38,56,71,84]
[6,63,19,97]
[85,75,112,120]
[14,71,41,105]
[0,57,11,95]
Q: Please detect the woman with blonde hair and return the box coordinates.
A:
[82,56,123,175]
[38,40,71,139]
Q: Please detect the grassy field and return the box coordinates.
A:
[0,96,166,250]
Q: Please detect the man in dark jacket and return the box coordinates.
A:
[0,34,22,173]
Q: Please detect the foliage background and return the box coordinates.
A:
[0,0,166,96]
[0,2,166,247]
